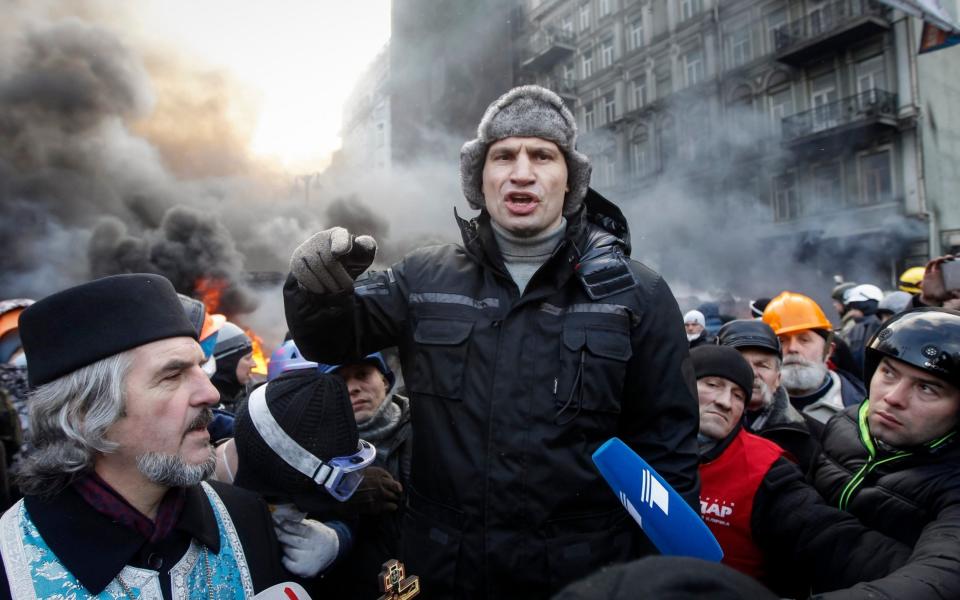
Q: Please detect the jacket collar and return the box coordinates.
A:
[23,483,221,595]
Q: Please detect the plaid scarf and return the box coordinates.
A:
[73,472,186,543]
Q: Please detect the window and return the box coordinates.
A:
[773,173,800,221]
[656,64,672,99]
[683,48,705,87]
[561,15,574,34]
[630,127,651,177]
[629,17,644,50]
[563,62,577,82]
[603,91,616,123]
[632,75,648,109]
[856,55,887,101]
[765,8,788,53]
[659,115,677,169]
[596,152,616,186]
[729,25,752,68]
[680,0,702,21]
[768,86,794,136]
[811,162,842,212]
[810,71,839,132]
[582,50,594,78]
[376,123,385,148]
[808,1,828,36]
[600,38,615,68]
[598,0,612,18]
[859,150,892,206]
[584,101,595,131]
[579,3,591,31]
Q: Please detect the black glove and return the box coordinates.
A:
[344,466,403,516]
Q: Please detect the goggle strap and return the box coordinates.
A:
[248,385,329,482]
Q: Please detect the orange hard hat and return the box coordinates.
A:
[762,291,833,335]
[201,313,227,342]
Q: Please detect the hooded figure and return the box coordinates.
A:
[210,322,253,411]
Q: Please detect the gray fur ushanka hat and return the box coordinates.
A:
[459,85,592,216]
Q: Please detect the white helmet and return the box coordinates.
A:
[843,284,884,305]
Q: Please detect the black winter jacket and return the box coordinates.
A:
[809,402,960,599]
[284,191,700,599]
[746,386,819,474]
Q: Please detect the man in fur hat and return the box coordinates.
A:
[284,85,698,598]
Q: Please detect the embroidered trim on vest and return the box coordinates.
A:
[0,483,255,599]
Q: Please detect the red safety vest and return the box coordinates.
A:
[699,429,785,580]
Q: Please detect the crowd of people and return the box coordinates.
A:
[0,84,959,599]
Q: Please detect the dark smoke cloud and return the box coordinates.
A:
[88,207,258,315]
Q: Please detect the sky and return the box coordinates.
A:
[124,0,392,172]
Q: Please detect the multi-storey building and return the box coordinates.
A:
[519,0,960,284]
[339,48,392,173]
[337,0,960,287]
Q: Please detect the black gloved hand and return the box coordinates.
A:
[344,466,403,516]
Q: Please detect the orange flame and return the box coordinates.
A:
[244,327,268,376]
[194,276,227,314]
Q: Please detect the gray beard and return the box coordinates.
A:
[755,379,776,410]
[781,359,828,395]
[137,447,217,487]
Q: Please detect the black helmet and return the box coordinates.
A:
[717,319,781,358]
[865,307,960,391]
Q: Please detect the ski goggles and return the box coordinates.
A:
[248,384,376,501]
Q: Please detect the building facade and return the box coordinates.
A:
[339,48,392,173]
[518,0,960,283]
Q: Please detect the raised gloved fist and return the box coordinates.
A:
[274,516,341,577]
[289,226,378,295]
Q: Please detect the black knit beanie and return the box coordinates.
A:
[233,369,359,513]
[19,274,196,387]
[690,345,754,405]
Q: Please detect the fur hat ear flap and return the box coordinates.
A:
[459,85,591,215]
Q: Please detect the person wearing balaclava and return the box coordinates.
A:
[210,322,254,412]
[283,84,699,598]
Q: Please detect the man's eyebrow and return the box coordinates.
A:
[153,358,195,379]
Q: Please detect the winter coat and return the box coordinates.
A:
[284,190,700,599]
[841,315,882,373]
[745,386,819,474]
[321,394,413,599]
[809,402,960,599]
[699,425,909,597]
[688,331,716,349]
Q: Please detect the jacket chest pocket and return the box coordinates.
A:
[557,324,633,417]
[409,318,473,401]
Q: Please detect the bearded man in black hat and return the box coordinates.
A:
[0,274,285,599]
[284,85,699,598]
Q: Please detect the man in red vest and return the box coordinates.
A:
[692,345,910,596]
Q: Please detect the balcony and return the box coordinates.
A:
[774,0,890,65]
[781,89,897,147]
[548,76,577,105]
[521,27,576,71]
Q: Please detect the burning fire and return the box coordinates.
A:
[244,327,268,377]
[195,276,227,314]
[194,276,269,377]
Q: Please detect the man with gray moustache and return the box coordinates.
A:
[762,292,865,438]
[717,320,817,472]
[0,274,285,600]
